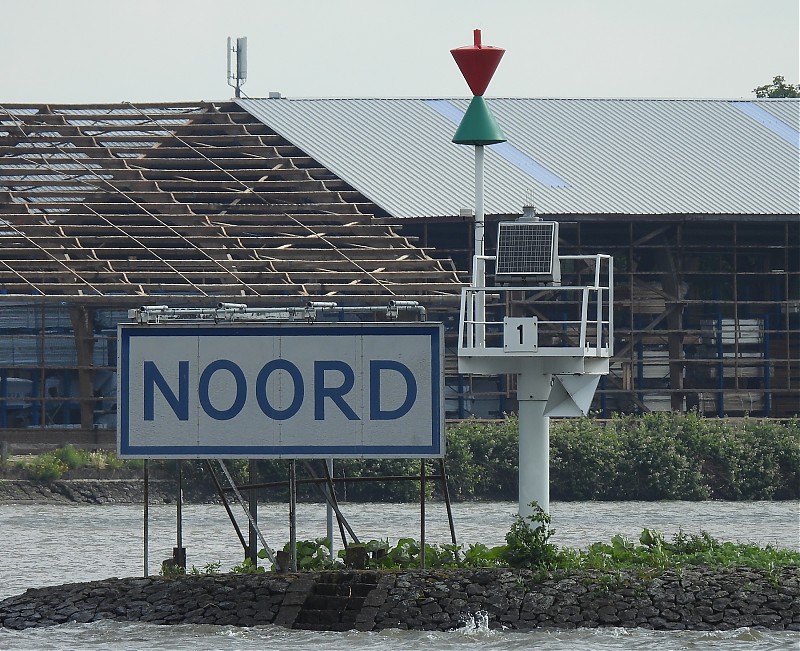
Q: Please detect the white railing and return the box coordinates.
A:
[458,254,613,358]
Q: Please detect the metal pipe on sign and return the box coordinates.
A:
[218,461,277,566]
[204,460,247,553]
[420,459,426,570]
[176,461,185,569]
[319,459,354,549]
[326,458,334,560]
[248,459,258,565]
[289,460,297,572]
[143,459,149,577]
[438,458,458,548]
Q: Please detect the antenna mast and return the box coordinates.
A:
[226,36,248,98]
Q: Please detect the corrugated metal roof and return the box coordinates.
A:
[237,97,800,218]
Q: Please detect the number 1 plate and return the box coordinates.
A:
[503,317,538,352]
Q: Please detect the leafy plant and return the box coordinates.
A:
[53,445,87,470]
[500,502,560,570]
[17,453,68,481]
[461,542,505,568]
[159,561,185,577]
[231,558,264,574]
[85,449,123,471]
[278,537,338,571]
[189,560,222,575]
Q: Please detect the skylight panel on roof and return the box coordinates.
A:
[424,99,569,189]
[3,108,37,116]
[83,129,173,137]
[25,195,87,203]
[99,141,158,148]
[731,102,800,149]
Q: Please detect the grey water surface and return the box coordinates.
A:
[1,500,798,650]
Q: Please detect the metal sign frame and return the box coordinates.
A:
[118,321,444,459]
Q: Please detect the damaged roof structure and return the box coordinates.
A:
[0,101,461,303]
[0,96,798,441]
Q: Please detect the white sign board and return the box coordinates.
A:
[118,322,444,458]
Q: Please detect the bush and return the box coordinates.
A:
[443,414,798,502]
[445,417,518,500]
[612,413,709,500]
[52,446,126,473]
[18,453,68,481]
[550,419,621,499]
[9,414,797,502]
[501,502,559,569]
[265,525,800,573]
[53,445,87,470]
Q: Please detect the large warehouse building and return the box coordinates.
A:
[0,97,797,443]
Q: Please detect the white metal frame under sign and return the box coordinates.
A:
[118,321,444,459]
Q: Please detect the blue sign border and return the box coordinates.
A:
[119,323,443,458]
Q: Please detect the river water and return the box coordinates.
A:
[0,500,798,650]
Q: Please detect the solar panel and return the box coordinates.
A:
[495,221,560,282]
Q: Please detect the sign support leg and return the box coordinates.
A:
[438,458,458,548]
[289,460,297,572]
[326,458,334,559]
[248,459,258,565]
[143,459,149,577]
[517,373,552,518]
[420,459,426,569]
[204,460,247,553]
[317,459,357,548]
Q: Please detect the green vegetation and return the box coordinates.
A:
[260,503,799,575]
[4,414,798,501]
[13,445,128,481]
[753,75,800,98]
[189,560,222,575]
[231,558,265,574]
[500,503,560,569]
[17,453,68,482]
[449,413,799,501]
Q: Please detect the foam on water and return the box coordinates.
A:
[0,620,797,651]
[453,609,493,636]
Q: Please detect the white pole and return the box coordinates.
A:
[474,144,486,347]
[516,371,552,517]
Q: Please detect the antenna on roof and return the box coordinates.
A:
[227,36,248,98]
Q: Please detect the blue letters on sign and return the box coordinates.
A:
[314,361,359,421]
[199,360,247,420]
[369,360,417,420]
[142,357,419,423]
[144,360,189,421]
[256,359,304,420]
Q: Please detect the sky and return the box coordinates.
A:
[2,0,798,104]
